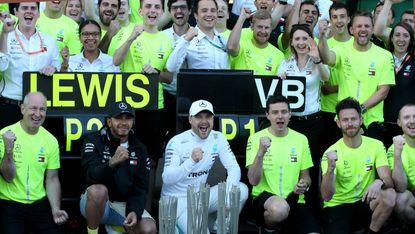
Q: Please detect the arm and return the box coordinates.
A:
[280,0,300,50]
[362,85,390,110]
[99,20,121,53]
[247,137,270,186]
[46,169,68,225]
[166,27,197,72]
[271,2,287,30]
[362,165,393,203]
[308,37,330,82]
[83,0,100,22]
[0,17,15,53]
[113,25,143,66]
[321,84,338,95]
[318,22,336,66]
[391,135,407,193]
[227,8,249,57]
[294,169,312,194]
[321,151,337,201]
[373,0,399,47]
[0,130,16,182]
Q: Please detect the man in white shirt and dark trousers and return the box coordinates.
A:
[161,100,248,233]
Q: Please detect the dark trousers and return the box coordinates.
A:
[0,197,63,234]
[134,109,165,160]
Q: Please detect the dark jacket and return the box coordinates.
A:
[81,125,150,219]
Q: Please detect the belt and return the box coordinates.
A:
[291,112,322,121]
[0,96,22,105]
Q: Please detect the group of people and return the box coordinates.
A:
[0,0,414,233]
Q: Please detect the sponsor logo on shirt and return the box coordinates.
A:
[57,29,64,42]
[290,147,297,162]
[368,62,376,76]
[404,65,412,77]
[157,46,164,59]
[188,169,210,178]
[38,146,45,162]
[365,156,373,171]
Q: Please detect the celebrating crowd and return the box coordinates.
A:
[0,0,414,233]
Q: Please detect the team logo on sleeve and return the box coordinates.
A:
[290,147,297,162]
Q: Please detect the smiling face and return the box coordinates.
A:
[330,8,350,36]
[80,23,101,52]
[99,0,119,27]
[336,108,362,138]
[195,0,217,31]
[398,105,415,138]
[107,114,134,140]
[117,0,129,22]
[254,0,274,12]
[140,0,164,27]
[170,0,190,27]
[20,93,47,135]
[65,0,82,23]
[291,28,310,55]
[46,0,66,14]
[350,15,373,48]
[299,3,318,31]
[189,111,214,139]
[16,2,40,30]
[391,25,410,55]
[215,0,228,28]
[252,18,271,45]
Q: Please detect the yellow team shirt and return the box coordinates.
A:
[332,42,395,127]
[232,38,284,75]
[387,144,415,191]
[321,136,389,207]
[36,12,82,58]
[0,122,60,204]
[107,22,136,56]
[320,37,353,113]
[130,0,143,25]
[246,128,313,203]
[121,31,172,109]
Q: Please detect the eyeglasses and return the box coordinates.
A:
[171,5,188,11]
[81,31,100,38]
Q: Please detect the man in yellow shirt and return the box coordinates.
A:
[321,97,396,233]
[319,10,395,142]
[227,9,284,75]
[387,104,415,225]
[0,92,68,233]
[246,95,319,233]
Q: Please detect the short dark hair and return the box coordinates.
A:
[79,19,102,36]
[15,2,40,11]
[289,24,313,58]
[167,0,191,12]
[266,95,290,113]
[335,97,361,117]
[350,10,373,27]
[193,0,217,15]
[140,0,165,10]
[401,10,414,21]
[98,0,121,9]
[300,1,320,18]
[329,2,349,19]
[388,22,414,55]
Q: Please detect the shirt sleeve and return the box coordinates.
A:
[166,37,189,73]
[300,136,313,170]
[161,136,196,186]
[374,141,389,168]
[46,135,60,170]
[245,133,258,168]
[378,51,395,86]
[48,39,61,71]
[386,145,395,170]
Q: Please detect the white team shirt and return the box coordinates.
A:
[166,26,230,73]
[68,50,119,72]
[1,27,60,100]
[278,56,329,116]
[161,129,241,197]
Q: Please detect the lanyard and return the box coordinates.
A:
[206,35,227,52]
[395,53,411,74]
[15,31,46,55]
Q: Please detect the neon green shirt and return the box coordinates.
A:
[332,42,395,127]
[387,144,415,191]
[107,22,136,56]
[232,38,284,75]
[320,37,353,113]
[246,128,313,203]
[0,4,9,12]
[0,122,60,204]
[130,0,143,25]
[36,12,82,58]
[121,31,172,109]
[321,136,388,208]
[220,29,231,39]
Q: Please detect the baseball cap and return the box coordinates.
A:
[108,101,134,118]
[189,100,214,116]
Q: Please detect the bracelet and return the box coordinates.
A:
[379,178,386,189]
[313,60,322,64]
[360,104,367,114]
[279,0,287,5]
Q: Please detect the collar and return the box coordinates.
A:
[15,26,39,40]
[393,52,408,64]
[195,25,220,41]
[81,49,104,63]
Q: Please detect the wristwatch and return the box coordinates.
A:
[279,0,288,5]
[360,104,367,114]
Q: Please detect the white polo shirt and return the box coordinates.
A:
[67,50,120,72]
[166,26,230,72]
[1,27,60,101]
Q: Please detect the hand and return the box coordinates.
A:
[294,178,309,194]
[2,130,16,152]
[362,179,383,204]
[259,137,271,154]
[52,209,69,225]
[124,211,137,230]
[109,146,129,168]
[184,26,198,41]
[326,150,337,172]
[318,19,332,39]
[307,37,320,63]
[39,66,57,76]
[278,72,287,80]
[141,63,159,74]
[393,135,405,154]
[239,7,252,20]
[108,20,121,37]
[1,17,15,34]
[60,46,69,65]
[129,24,145,41]
[191,147,203,163]
[0,11,10,21]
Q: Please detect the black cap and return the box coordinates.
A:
[108,101,134,118]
